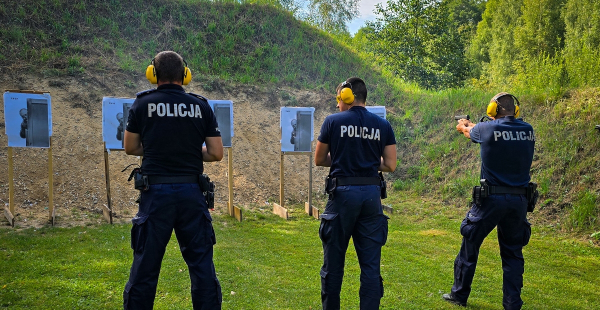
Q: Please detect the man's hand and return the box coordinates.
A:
[456,119,475,139]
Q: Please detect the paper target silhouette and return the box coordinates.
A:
[280,107,314,152]
[3,92,52,148]
[102,97,134,150]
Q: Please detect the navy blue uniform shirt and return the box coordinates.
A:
[318,106,396,177]
[470,116,535,187]
[126,84,220,176]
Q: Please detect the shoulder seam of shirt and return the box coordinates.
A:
[188,92,209,102]
[135,88,157,97]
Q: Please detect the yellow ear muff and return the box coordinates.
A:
[146,58,192,85]
[340,87,354,104]
[486,100,498,117]
[182,66,192,85]
[146,60,158,84]
[487,92,521,118]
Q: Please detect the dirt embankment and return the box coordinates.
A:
[0,72,336,228]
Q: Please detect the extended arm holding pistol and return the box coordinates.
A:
[456,117,476,139]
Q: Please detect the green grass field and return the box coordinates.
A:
[1,201,598,309]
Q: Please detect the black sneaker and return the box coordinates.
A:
[442,293,467,307]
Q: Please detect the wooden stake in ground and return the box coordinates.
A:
[102,143,113,224]
[48,137,55,225]
[273,151,317,220]
[4,147,15,226]
[226,147,242,222]
[3,90,53,227]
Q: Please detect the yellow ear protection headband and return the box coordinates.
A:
[487,92,520,118]
[336,81,355,105]
[145,58,192,85]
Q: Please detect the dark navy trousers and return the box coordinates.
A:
[123,183,222,310]
[319,185,389,310]
[451,194,531,310]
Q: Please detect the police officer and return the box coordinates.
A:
[443,92,535,309]
[123,51,223,310]
[315,77,397,310]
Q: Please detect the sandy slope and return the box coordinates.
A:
[0,73,335,228]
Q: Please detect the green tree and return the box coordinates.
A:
[563,0,600,87]
[508,0,568,96]
[468,0,523,86]
[281,0,359,34]
[366,0,483,89]
[305,0,359,33]
[514,0,566,59]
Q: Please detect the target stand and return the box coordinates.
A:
[3,90,54,227]
[272,151,319,220]
[225,147,242,222]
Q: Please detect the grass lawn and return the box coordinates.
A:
[1,201,599,309]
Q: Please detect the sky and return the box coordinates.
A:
[348,0,385,35]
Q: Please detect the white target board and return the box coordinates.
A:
[3,91,52,148]
[102,97,134,150]
[280,107,315,152]
[366,106,387,119]
[208,100,234,147]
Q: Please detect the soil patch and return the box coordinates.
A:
[0,73,336,228]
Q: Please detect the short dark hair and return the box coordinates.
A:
[345,77,367,103]
[494,93,516,115]
[154,51,185,83]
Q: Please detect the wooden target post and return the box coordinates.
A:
[48,137,55,224]
[3,90,54,226]
[226,147,242,222]
[102,147,143,224]
[5,147,15,226]
[102,143,115,224]
[273,151,319,220]
[4,141,55,226]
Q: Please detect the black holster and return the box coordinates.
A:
[471,179,489,206]
[200,174,215,210]
[324,176,336,200]
[128,168,149,191]
[379,172,387,199]
[526,182,539,212]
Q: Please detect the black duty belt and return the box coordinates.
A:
[335,177,381,186]
[147,175,201,185]
[489,186,527,195]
